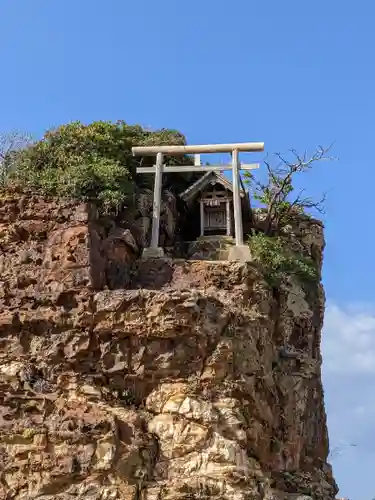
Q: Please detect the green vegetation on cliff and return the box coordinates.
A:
[244,145,333,285]
[0,122,196,211]
[249,232,318,286]
[0,122,331,285]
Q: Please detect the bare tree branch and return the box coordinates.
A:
[0,131,31,160]
[0,130,32,184]
[244,144,335,234]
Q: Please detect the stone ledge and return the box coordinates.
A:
[129,258,260,292]
[228,244,252,263]
[141,247,165,259]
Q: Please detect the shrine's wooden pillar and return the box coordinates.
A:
[200,200,205,237]
[226,199,231,236]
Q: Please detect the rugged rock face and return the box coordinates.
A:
[0,194,337,500]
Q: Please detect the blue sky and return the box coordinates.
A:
[0,1,374,498]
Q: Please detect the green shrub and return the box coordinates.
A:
[8,121,137,209]
[7,121,193,211]
[249,231,318,286]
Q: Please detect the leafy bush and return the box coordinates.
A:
[7,121,192,211]
[249,231,318,286]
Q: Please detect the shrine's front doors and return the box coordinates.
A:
[204,207,226,232]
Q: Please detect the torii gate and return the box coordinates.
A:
[132,141,264,261]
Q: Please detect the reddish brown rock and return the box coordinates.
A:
[0,194,337,500]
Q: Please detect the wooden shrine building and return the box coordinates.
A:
[180,171,250,239]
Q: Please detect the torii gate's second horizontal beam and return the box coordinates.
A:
[132,142,264,156]
[136,163,260,174]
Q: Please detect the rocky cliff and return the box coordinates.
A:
[0,194,337,500]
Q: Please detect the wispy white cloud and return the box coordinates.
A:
[322,302,375,499]
[322,302,375,434]
[322,303,375,374]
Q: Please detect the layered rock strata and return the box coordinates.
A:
[0,195,337,500]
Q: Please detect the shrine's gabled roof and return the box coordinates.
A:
[180,170,246,203]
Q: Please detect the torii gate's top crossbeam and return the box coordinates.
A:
[132,142,264,156]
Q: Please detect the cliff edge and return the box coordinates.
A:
[0,194,337,500]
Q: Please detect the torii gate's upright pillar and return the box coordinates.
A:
[132,141,264,262]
